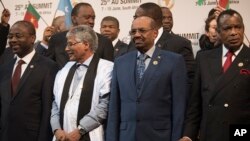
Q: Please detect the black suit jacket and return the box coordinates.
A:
[47,30,114,68]
[0,53,58,141]
[0,47,14,65]
[34,41,48,56]
[157,31,195,84]
[0,24,9,56]
[113,40,128,58]
[183,45,250,141]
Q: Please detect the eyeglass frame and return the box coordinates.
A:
[66,42,82,48]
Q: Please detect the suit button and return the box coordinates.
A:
[224,103,229,108]
[157,44,162,48]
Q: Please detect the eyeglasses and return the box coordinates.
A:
[130,28,153,36]
[66,42,82,48]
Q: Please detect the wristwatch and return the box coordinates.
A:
[78,126,87,136]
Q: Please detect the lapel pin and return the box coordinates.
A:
[238,62,244,67]
[30,65,34,68]
[157,56,161,59]
[153,60,158,65]
[115,48,119,52]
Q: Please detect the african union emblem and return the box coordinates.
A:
[158,0,175,9]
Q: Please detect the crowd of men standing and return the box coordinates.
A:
[0,2,249,141]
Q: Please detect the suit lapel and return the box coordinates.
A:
[210,45,250,101]
[12,53,39,99]
[207,48,223,83]
[128,51,138,98]
[5,59,16,101]
[138,47,161,98]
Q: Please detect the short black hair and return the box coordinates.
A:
[101,16,119,28]
[71,2,92,16]
[13,20,36,35]
[216,9,244,32]
[138,2,163,26]
[205,15,216,32]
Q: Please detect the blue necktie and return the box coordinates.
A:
[137,54,147,82]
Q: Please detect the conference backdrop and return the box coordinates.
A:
[1,0,249,55]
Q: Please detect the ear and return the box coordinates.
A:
[31,35,36,43]
[71,16,77,25]
[153,29,158,39]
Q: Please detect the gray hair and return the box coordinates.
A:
[66,25,98,51]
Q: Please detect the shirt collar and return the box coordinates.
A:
[155,27,163,44]
[15,49,35,65]
[222,44,243,57]
[137,45,156,59]
[112,38,119,47]
[77,54,94,67]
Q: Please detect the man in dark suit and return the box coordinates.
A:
[100,16,128,58]
[34,26,56,56]
[0,9,10,56]
[0,21,58,141]
[129,3,195,85]
[106,16,188,141]
[180,9,250,141]
[47,2,114,68]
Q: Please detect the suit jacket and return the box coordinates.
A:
[106,47,188,141]
[183,45,250,141]
[0,53,58,141]
[113,40,128,58]
[127,31,195,85]
[34,41,48,56]
[47,31,114,68]
[0,47,14,65]
[157,31,195,85]
[0,24,9,56]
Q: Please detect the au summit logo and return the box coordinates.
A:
[158,0,175,9]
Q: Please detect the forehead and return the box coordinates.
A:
[132,17,151,28]
[162,8,172,16]
[10,24,29,33]
[101,20,117,26]
[219,14,242,25]
[78,6,95,16]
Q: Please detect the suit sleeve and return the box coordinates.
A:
[171,55,188,141]
[96,35,114,62]
[46,34,56,61]
[38,62,59,141]
[0,24,9,56]
[181,39,195,86]
[106,61,120,141]
[183,53,202,140]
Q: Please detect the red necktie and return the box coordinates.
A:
[12,60,25,96]
[223,51,234,72]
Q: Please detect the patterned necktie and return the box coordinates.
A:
[223,51,234,72]
[12,59,25,96]
[137,54,147,82]
[71,64,88,95]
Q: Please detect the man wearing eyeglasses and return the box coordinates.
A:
[106,16,188,141]
[50,25,113,141]
[47,2,114,69]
